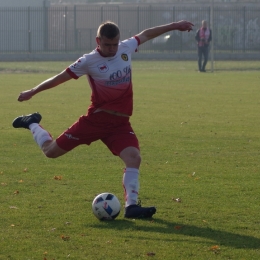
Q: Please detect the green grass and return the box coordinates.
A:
[0,61,260,259]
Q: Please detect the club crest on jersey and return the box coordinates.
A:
[97,63,109,73]
[121,54,128,61]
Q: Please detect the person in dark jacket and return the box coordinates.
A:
[195,20,212,72]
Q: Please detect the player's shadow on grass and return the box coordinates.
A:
[90,218,260,249]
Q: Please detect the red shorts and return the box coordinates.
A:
[56,111,139,156]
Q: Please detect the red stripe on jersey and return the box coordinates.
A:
[134,36,141,46]
[96,47,107,57]
[66,67,79,79]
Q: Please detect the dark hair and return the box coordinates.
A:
[97,21,120,39]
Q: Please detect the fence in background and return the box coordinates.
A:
[0,4,259,55]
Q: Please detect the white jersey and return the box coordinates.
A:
[66,36,140,116]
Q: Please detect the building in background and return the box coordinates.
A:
[1,0,259,6]
[49,0,260,4]
[0,1,259,61]
[0,0,50,7]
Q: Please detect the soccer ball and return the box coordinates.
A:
[92,192,121,220]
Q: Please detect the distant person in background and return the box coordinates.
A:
[195,20,212,72]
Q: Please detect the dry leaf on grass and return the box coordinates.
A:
[210,245,220,254]
[54,176,62,180]
[61,234,70,241]
[174,225,183,230]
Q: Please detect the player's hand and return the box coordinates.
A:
[175,20,194,32]
[17,89,34,102]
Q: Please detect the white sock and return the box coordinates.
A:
[29,123,52,148]
[123,168,140,207]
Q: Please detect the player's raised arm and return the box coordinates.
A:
[136,20,194,45]
[17,69,72,102]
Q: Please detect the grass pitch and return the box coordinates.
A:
[0,61,260,259]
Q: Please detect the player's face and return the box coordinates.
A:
[96,35,120,57]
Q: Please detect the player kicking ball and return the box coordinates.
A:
[12,20,194,219]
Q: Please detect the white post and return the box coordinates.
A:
[210,0,214,72]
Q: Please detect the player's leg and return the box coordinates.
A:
[101,115,156,219]
[12,112,68,158]
[120,147,141,207]
[120,147,156,219]
[119,146,141,169]
[41,140,68,158]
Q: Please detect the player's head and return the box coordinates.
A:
[202,20,207,28]
[96,21,120,57]
[97,21,120,39]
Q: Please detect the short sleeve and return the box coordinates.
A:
[66,55,89,79]
[121,37,139,53]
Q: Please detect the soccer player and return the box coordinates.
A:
[12,20,194,219]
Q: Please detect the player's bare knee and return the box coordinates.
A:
[41,140,65,158]
[42,146,59,158]
[134,153,142,165]
[120,147,141,168]
[43,149,57,158]
[128,153,141,168]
